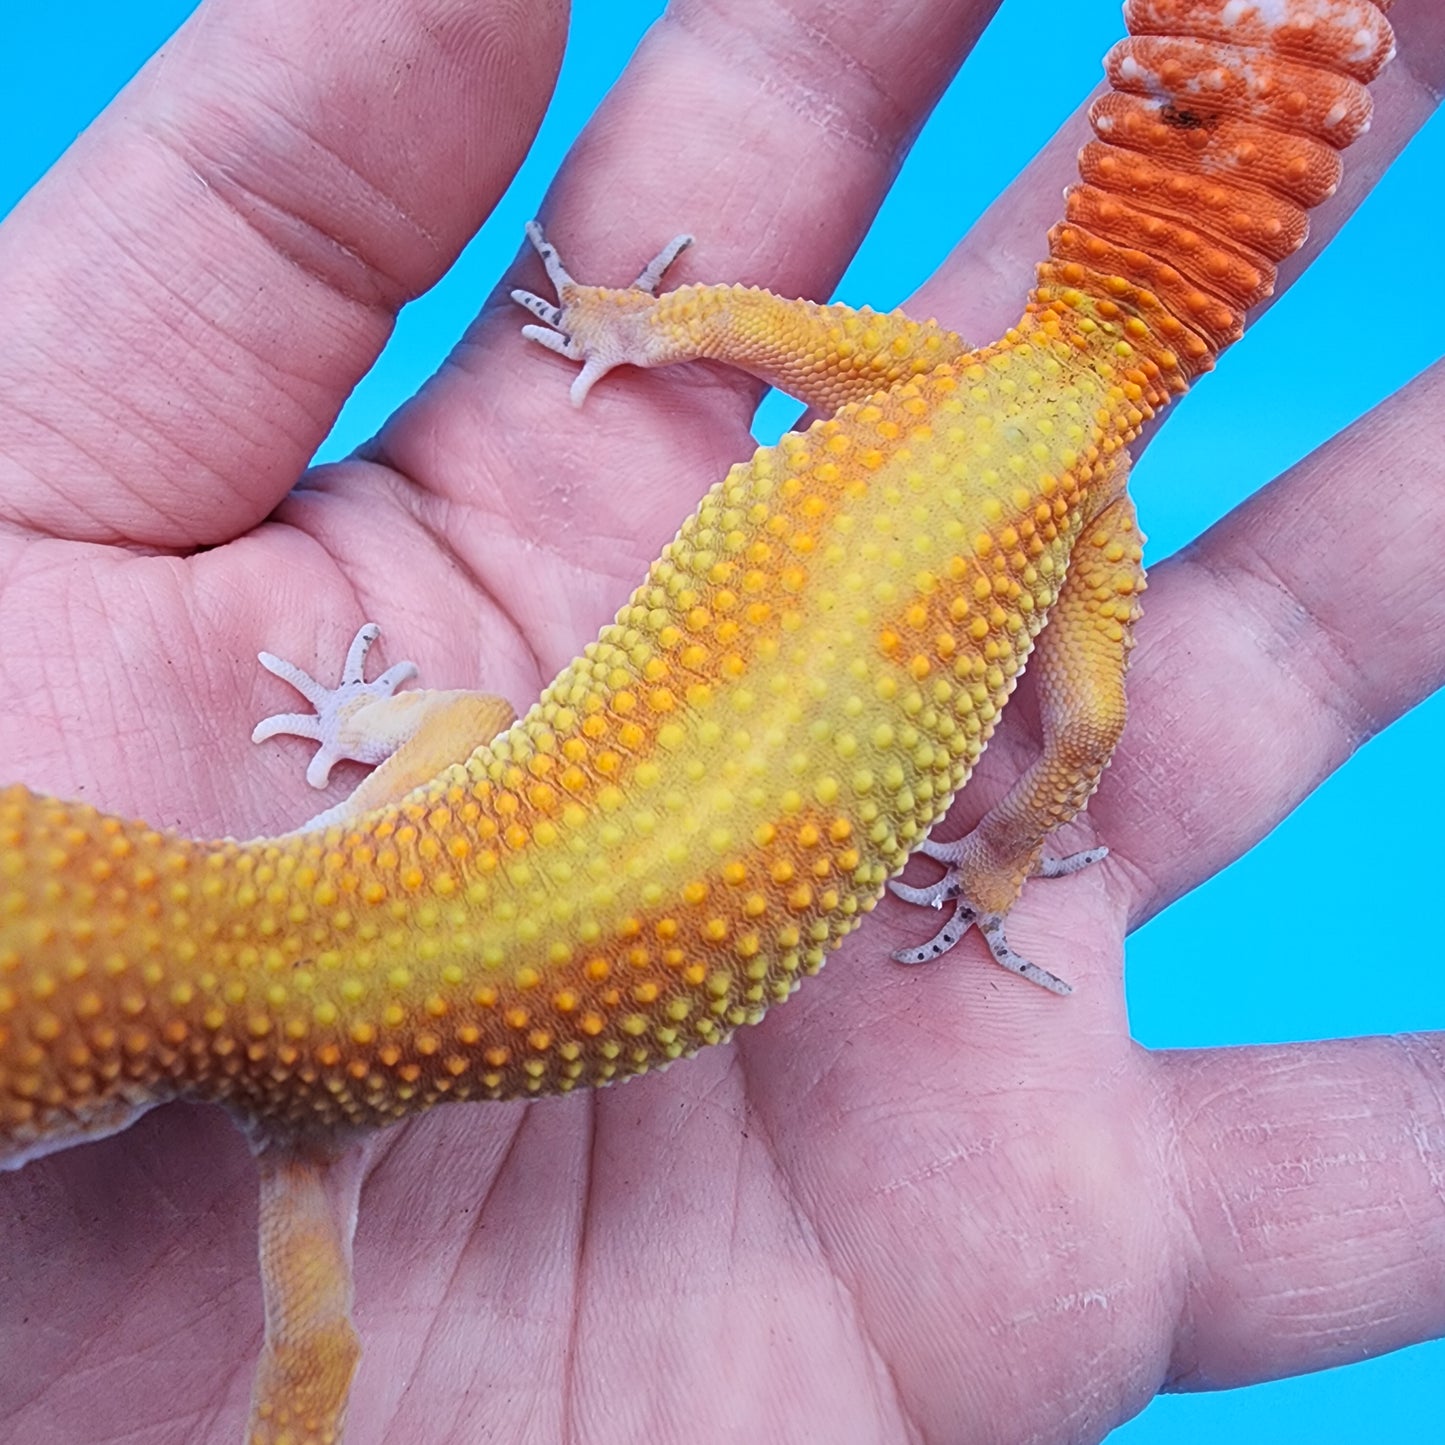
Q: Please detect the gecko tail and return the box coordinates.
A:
[1037,0,1395,387]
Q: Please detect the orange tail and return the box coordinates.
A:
[1036,0,1394,394]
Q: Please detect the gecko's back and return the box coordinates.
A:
[1,334,1124,1155]
[0,3,1399,1439]
[2,0,1396,1163]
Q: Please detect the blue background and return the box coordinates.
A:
[4,1,1441,1438]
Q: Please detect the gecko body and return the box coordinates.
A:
[0,331,1117,1140]
[0,2,1397,1439]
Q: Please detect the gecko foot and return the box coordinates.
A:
[510,220,695,407]
[887,839,1109,995]
[252,623,419,788]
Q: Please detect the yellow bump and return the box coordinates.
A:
[31,1013,62,1043]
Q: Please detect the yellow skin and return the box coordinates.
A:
[0,269,1145,1148]
[2,244,1148,1443]
[0,0,1417,1439]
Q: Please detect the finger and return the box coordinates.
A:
[1160,1033,1445,1388]
[524,0,998,311]
[1096,358,1445,917]
[376,0,1005,602]
[0,0,567,548]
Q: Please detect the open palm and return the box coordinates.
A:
[2,0,1443,1441]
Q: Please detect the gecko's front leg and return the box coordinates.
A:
[242,627,517,1439]
[252,623,420,789]
[245,1137,370,1445]
[253,623,516,830]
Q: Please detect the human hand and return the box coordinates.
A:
[1,0,1442,1441]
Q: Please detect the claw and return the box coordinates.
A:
[522,219,577,293]
[915,834,969,865]
[890,893,1073,995]
[511,291,567,328]
[631,232,694,294]
[887,875,960,909]
[518,322,582,360]
[341,622,383,683]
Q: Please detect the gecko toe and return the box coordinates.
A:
[1036,846,1108,878]
[891,896,977,966]
[252,624,420,789]
[976,915,1073,996]
[890,844,1081,994]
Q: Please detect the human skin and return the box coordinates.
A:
[0,0,1443,1441]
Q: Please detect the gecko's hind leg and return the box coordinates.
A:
[510,222,696,406]
[891,491,1145,994]
[511,221,971,413]
[890,846,1108,995]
